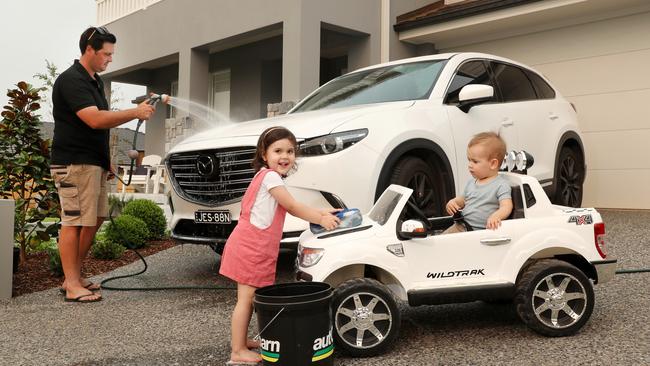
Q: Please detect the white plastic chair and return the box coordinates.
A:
[121,154,163,194]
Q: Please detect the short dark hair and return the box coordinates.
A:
[79,26,116,54]
[252,126,299,172]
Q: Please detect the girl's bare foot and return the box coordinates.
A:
[230,349,262,363]
[246,338,260,349]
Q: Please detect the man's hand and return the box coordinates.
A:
[107,164,117,180]
[135,100,155,121]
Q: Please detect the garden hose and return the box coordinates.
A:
[100,93,235,292]
[99,205,235,291]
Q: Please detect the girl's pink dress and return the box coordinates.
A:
[219,168,287,287]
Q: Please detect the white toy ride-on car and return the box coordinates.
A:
[296,152,617,357]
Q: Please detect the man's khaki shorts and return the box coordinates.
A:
[50,164,109,227]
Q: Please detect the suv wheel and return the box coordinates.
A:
[331,278,401,357]
[554,147,584,207]
[514,259,594,337]
[390,156,444,216]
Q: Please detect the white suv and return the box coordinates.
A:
[165,52,585,252]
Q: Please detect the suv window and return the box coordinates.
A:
[491,62,537,102]
[445,60,492,104]
[525,70,556,99]
[292,60,446,112]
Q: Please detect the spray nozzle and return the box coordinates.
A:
[131,93,170,106]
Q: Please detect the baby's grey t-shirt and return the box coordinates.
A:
[462,175,512,230]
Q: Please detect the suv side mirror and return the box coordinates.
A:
[458,84,494,113]
[400,219,428,239]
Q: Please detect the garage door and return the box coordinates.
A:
[442,11,650,209]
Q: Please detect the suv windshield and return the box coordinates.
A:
[292,60,447,112]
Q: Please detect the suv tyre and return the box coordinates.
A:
[515,259,594,337]
[331,278,401,357]
[389,156,445,216]
[554,147,585,207]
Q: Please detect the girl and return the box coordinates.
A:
[220,126,340,364]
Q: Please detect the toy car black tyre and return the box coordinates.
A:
[514,259,594,337]
[554,147,584,208]
[331,278,401,357]
[390,156,444,217]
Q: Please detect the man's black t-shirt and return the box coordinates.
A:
[51,60,110,170]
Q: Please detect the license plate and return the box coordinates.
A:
[194,210,231,224]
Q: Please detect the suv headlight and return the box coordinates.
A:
[299,247,325,267]
[299,129,368,156]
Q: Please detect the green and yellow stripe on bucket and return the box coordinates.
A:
[261,350,280,363]
[311,345,334,362]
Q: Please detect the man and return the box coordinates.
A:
[50,26,155,302]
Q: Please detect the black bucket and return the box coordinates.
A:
[254,282,334,365]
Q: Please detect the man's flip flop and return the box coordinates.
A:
[58,282,101,295]
[64,294,102,303]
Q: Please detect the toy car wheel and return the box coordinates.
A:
[331,278,401,357]
[515,259,594,337]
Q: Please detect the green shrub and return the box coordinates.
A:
[108,195,133,216]
[122,199,167,239]
[46,246,63,276]
[91,237,126,260]
[105,214,150,249]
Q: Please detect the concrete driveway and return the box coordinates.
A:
[1,210,649,365]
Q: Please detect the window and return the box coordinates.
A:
[209,69,231,118]
[491,62,537,102]
[525,70,556,99]
[292,60,446,113]
[445,60,493,104]
[368,190,403,226]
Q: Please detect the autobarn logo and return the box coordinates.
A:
[568,214,593,225]
[312,328,334,362]
[427,269,485,279]
[260,337,281,363]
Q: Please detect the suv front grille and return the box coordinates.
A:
[167,147,256,206]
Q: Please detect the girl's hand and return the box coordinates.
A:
[319,213,340,231]
[321,208,342,216]
[486,213,502,230]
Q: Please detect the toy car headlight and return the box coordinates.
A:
[299,129,368,156]
[501,150,534,171]
[514,150,534,171]
[299,247,325,267]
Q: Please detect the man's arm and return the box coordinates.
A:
[76,101,154,129]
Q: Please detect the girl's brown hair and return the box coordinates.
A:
[252,126,299,172]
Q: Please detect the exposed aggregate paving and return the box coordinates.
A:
[1,210,648,365]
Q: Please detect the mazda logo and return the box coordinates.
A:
[196,154,219,178]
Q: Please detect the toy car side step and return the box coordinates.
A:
[408,283,515,306]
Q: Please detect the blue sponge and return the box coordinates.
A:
[310,208,362,234]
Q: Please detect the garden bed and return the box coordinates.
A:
[12,238,176,297]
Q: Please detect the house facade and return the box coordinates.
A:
[98,0,650,209]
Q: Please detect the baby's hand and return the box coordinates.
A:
[486,214,502,230]
[319,213,340,231]
[446,199,461,215]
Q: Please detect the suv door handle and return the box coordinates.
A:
[480,237,511,245]
[501,119,514,127]
[549,113,559,120]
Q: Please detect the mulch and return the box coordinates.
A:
[11,239,177,297]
